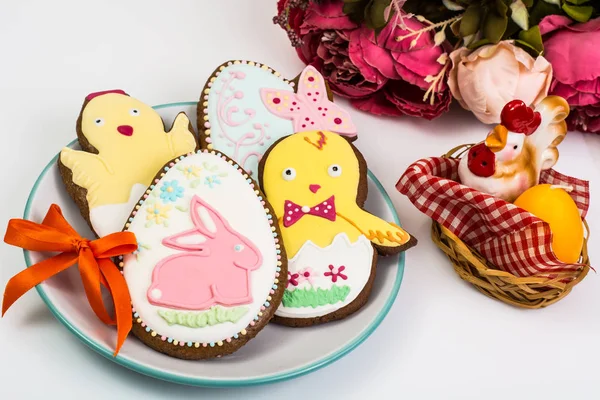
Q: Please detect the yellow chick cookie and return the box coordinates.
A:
[59,90,197,237]
[259,130,416,325]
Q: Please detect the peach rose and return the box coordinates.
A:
[448,41,553,124]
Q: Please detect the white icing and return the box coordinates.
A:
[197,205,217,233]
[123,153,279,344]
[276,233,374,319]
[206,63,294,176]
[90,183,146,237]
[176,233,207,245]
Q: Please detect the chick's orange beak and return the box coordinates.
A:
[485,125,508,153]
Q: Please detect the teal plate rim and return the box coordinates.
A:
[22,101,405,388]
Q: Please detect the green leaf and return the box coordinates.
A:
[530,0,562,25]
[364,0,391,30]
[459,4,482,37]
[442,0,465,11]
[510,0,529,31]
[514,39,542,57]
[562,3,594,22]
[494,0,509,16]
[467,38,492,50]
[518,25,544,54]
[565,0,591,5]
[542,0,560,5]
[483,11,508,43]
[503,19,522,39]
[522,0,534,7]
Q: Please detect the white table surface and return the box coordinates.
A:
[1,1,599,399]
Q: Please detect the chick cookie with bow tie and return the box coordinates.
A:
[259,130,417,326]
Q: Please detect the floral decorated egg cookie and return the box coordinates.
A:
[119,150,287,359]
[197,60,357,177]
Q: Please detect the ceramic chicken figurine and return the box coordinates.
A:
[458,96,570,202]
[59,90,198,237]
[260,130,416,325]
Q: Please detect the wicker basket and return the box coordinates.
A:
[431,145,591,309]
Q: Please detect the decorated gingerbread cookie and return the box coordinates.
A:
[59,90,198,237]
[119,149,286,359]
[259,131,416,326]
[197,60,357,177]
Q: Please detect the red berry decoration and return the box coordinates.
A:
[467,143,496,178]
[500,100,541,136]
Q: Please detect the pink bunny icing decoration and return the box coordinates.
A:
[147,195,263,310]
[260,66,357,136]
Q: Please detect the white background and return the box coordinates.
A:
[1,1,599,399]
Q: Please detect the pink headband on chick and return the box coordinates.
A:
[86,89,128,101]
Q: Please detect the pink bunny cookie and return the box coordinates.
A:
[120,150,286,360]
[147,195,262,310]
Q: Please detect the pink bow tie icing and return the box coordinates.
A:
[260,66,357,137]
[283,196,336,227]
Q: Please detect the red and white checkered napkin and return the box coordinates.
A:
[396,157,590,278]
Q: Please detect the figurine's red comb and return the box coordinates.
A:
[86,89,128,101]
[500,100,541,136]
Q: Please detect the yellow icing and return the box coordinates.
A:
[262,130,411,257]
[60,93,196,208]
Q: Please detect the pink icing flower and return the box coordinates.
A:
[275,1,451,120]
[324,265,347,283]
[540,16,600,133]
[296,267,319,286]
[287,271,300,288]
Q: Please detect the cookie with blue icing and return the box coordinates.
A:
[197,60,357,177]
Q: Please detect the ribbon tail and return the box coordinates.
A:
[78,249,115,325]
[2,252,78,316]
[98,259,133,356]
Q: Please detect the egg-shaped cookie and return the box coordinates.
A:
[118,150,287,359]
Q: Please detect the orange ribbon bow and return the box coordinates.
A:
[2,204,137,356]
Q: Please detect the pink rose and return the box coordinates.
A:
[448,41,552,124]
[276,1,451,119]
[540,16,600,133]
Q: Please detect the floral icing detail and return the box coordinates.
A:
[160,180,184,203]
[296,267,319,286]
[287,271,300,288]
[145,202,172,227]
[212,70,272,173]
[324,265,347,283]
[177,164,202,179]
[282,286,351,308]
[204,175,222,188]
[133,242,151,261]
[157,306,249,328]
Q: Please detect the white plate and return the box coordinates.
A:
[23,101,405,387]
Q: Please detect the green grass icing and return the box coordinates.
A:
[157,306,248,328]
[282,286,351,308]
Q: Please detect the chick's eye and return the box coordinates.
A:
[94,118,104,127]
[282,168,296,181]
[328,164,342,177]
[129,108,140,116]
[513,145,518,150]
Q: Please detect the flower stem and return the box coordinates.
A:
[395,14,462,42]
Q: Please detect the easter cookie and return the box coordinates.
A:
[58,90,198,237]
[259,131,416,326]
[458,96,569,202]
[197,60,357,177]
[119,150,286,359]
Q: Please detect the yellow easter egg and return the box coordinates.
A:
[514,184,584,263]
